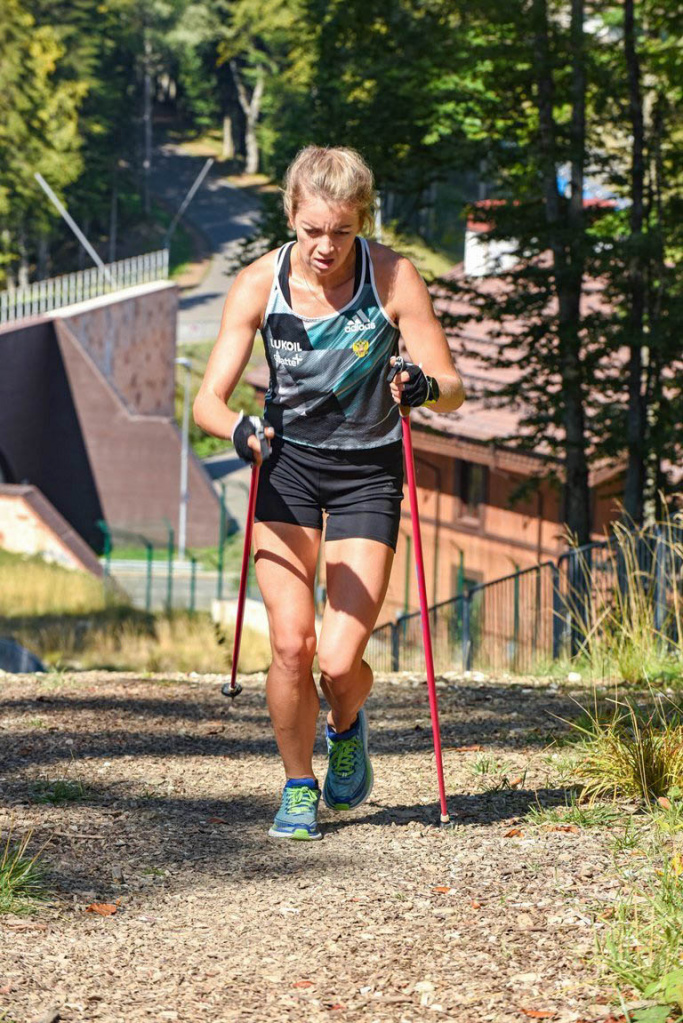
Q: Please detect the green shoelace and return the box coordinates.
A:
[329,736,363,779]
[285,786,318,813]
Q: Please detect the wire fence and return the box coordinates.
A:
[368,524,683,675]
[0,250,169,324]
[97,520,260,614]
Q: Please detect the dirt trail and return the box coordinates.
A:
[0,670,615,1022]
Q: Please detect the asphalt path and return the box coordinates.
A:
[150,141,262,344]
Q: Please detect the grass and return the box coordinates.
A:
[0,549,114,617]
[30,778,88,805]
[381,224,456,280]
[571,693,683,805]
[7,608,270,673]
[0,828,47,915]
[596,847,683,1017]
[563,512,683,687]
[525,793,628,829]
[1,548,271,672]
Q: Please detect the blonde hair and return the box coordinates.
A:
[283,146,377,235]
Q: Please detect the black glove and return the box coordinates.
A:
[387,358,440,407]
[231,413,271,464]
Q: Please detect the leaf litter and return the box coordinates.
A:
[0,669,637,1021]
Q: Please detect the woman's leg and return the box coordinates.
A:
[253,521,321,780]
[317,537,394,732]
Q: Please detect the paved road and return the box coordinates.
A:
[150,142,262,343]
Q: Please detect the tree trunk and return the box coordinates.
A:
[17,225,29,288]
[37,232,49,280]
[622,0,647,525]
[230,61,264,175]
[109,173,118,264]
[533,0,590,545]
[143,34,153,217]
[222,113,234,160]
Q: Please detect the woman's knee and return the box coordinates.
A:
[317,640,362,684]
[269,625,317,675]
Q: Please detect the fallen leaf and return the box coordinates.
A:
[0,984,12,994]
[672,853,683,876]
[521,1010,555,1019]
[85,902,117,916]
[548,824,580,834]
[658,796,672,810]
[292,980,314,988]
[206,817,228,824]
[470,899,481,909]
[325,1005,345,1011]
[444,744,483,752]
[432,886,451,894]
[504,827,523,838]
[510,776,524,788]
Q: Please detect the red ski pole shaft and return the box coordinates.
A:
[400,407,451,825]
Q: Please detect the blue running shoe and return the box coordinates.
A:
[323,708,373,811]
[268,780,322,841]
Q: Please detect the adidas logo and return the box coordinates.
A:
[344,311,376,333]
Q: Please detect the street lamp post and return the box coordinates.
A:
[175,357,192,562]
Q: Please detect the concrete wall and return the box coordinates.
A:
[0,485,102,575]
[55,317,219,548]
[0,318,104,547]
[57,284,177,416]
[0,283,220,557]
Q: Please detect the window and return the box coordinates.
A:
[455,460,487,520]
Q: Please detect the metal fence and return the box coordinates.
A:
[367,561,558,674]
[97,520,260,614]
[368,524,683,675]
[554,524,683,658]
[0,250,169,325]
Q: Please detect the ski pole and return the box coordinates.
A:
[397,391,451,826]
[222,424,269,699]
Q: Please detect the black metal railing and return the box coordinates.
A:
[368,524,683,674]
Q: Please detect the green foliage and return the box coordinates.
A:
[525,795,628,829]
[0,0,86,282]
[564,515,683,686]
[598,851,683,1011]
[0,828,47,915]
[573,695,683,804]
[30,778,87,805]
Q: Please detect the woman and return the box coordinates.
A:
[194,146,465,840]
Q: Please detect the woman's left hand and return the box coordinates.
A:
[387,357,439,407]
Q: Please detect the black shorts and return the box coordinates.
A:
[255,437,404,550]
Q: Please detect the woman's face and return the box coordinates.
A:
[291,193,360,278]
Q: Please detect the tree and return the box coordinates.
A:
[0,0,86,286]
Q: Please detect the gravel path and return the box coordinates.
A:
[0,671,621,1023]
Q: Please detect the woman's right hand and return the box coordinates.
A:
[231,413,275,466]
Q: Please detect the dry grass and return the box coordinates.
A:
[6,609,271,674]
[573,693,683,804]
[0,549,272,674]
[72,613,271,674]
[0,550,112,617]
[566,510,683,685]
[0,828,47,915]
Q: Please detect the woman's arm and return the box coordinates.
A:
[193,257,274,462]
[384,254,465,414]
